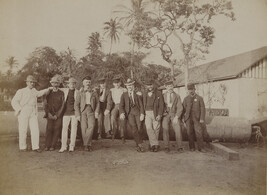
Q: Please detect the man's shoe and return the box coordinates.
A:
[44,147,49,151]
[88,146,92,152]
[69,146,74,152]
[190,148,196,152]
[97,134,102,140]
[137,145,145,152]
[199,148,208,153]
[150,145,155,152]
[121,137,126,144]
[164,148,170,153]
[84,146,89,151]
[33,149,42,153]
[154,145,159,152]
[59,148,66,153]
[177,148,184,153]
[49,147,55,151]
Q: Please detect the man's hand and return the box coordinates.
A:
[95,112,99,119]
[48,113,54,120]
[76,116,81,122]
[53,115,58,120]
[140,114,145,121]
[156,115,161,121]
[200,119,205,123]
[120,113,125,120]
[104,110,110,116]
[173,116,179,124]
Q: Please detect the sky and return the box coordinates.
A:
[0,0,267,72]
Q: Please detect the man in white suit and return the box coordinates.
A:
[59,77,79,153]
[11,75,50,152]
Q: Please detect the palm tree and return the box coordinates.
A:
[103,18,123,55]
[5,56,18,75]
[114,0,152,78]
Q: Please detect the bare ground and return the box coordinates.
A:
[0,137,266,195]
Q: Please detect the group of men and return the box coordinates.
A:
[11,74,209,153]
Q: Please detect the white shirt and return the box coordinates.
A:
[85,91,91,105]
[128,91,135,104]
[110,87,126,104]
[167,92,172,108]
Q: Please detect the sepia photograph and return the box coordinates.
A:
[0,0,266,194]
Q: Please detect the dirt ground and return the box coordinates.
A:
[0,137,266,195]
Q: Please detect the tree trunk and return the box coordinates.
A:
[109,39,113,55]
[184,59,189,91]
[130,41,135,79]
[170,62,174,83]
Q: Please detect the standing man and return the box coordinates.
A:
[109,76,127,142]
[59,77,79,153]
[183,84,207,152]
[44,76,65,151]
[11,75,50,152]
[162,80,184,153]
[75,76,99,151]
[96,78,112,139]
[119,78,145,152]
[143,80,164,152]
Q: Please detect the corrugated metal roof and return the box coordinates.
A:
[175,46,267,86]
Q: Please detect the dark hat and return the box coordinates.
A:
[113,75,121,83]
[82,76,92,81]
[143,79,153,86]
[187,84,195,90]
[98,77,106,83]
[124,78,135,86]
[25,75,37,83]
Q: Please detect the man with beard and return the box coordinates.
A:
[183,84,207,152]
[162,80,184,153]
[119,78,145,152]
[11,75,51,152]
[44,76,65,151]
[75,76,99,151]
[142,80,164,152]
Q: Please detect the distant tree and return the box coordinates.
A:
[134,0,235,87]
[5,56,18,78]
[103,18,123,55]
[87,32,104,66]
[19,46,61,87]
[59,47,77,77]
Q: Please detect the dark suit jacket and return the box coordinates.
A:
[143,90,164,117]
[183,94,205,122]
[96,88,113,111]
[74,90,100,117]
[119,91,145,117]
[163,91,183,119]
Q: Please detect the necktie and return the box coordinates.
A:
[130,92,135,107]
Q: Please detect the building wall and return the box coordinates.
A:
[176,77,267,119]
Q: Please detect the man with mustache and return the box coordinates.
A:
[142,79,164,152]
[75,76,99,151]
[183,84,207,152]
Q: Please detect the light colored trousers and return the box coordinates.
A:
[145,111,160,146]
[162,114,183,149]
[81,106,95,146]
[61,115,78,149]
[17,106,39,150]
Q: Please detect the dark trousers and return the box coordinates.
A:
[127,110,142,145]
[185,116,204,150]
[111,104,125,138]
[45,118,62,148]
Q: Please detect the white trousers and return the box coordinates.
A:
[17,106,39,150]
[61,115,78,149]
